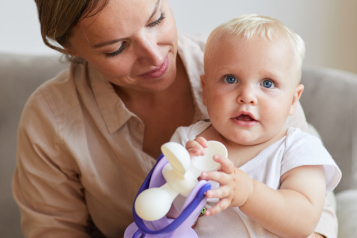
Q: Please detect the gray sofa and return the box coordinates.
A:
[1,53,356,237]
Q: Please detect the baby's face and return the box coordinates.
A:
[202,35,303,146]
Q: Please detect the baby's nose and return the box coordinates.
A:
[237,88,257,105]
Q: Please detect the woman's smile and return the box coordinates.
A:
[140,55,169,79]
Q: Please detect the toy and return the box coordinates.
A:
[124,141,227,238]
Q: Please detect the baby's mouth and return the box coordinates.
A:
[236,114,256,121]
[232,113,258,126]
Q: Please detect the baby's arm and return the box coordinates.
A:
[203,154,326,238]
[186,138,326,237]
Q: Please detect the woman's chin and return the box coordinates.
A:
[141,63,177,92]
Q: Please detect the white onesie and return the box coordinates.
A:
[170,121,341,238]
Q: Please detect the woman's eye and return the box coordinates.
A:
[147,13,165,27]
[261,79,275,89]
[105,41,128,58]
[223,75,238,84]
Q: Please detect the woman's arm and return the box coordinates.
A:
[12,90,90,238]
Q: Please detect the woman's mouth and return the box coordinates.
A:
[139,55,169,79]
[232,113,258,126]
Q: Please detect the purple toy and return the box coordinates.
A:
[124,141,227,238]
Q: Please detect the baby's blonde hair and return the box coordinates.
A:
[205,14,306,71]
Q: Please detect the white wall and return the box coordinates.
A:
[0,0,52,55]
[1,0,357,74]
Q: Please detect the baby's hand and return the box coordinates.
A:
[185,137,208,158]
[200,155,253,216]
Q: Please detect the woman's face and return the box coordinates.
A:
[68,0,178,92]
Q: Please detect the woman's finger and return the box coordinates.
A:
[200,171,231,185]
[213,155,235,174]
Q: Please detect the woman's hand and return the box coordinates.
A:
[200,154,253,216]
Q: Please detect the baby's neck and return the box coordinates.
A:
[198,126,288,168]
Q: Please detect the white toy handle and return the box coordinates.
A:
[191,141,227,177]
[161,142,191,179]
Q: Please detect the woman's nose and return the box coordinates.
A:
[135,34,163,66]
[237,85,257,105]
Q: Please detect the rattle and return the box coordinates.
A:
[124,141,227,238]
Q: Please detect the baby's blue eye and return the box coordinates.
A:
[223,75,238,84]
[261,79,275,88]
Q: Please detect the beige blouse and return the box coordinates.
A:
[12,34,335,238]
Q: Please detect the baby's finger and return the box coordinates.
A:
[194,137,208,148]
[205,198,230,216]
[186,140,205,156]
[187,148,204,157]
[213,155,235,174]
[205,186,231,199]
[200,171,231,185]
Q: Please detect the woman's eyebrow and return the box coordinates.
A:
[92,0,161,49]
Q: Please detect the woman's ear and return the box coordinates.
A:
[200,74,207,106]
[63,46,80,57]
[289,84,304,116]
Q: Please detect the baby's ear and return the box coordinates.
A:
[289,84,304,116]
[200,74,207,106]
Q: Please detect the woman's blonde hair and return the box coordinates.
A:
[34,0,109,55]
[205,14,306,70]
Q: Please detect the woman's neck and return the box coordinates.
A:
[114,54,196,159]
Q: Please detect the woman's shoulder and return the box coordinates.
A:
[19,62,86,144]
[26,63,84,118]
[179,33,209,52]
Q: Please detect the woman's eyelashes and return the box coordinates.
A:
[260,79,276,89]
[105,41,128,58]
[222,75,238,84]
[148,13,165,27]
[105,13,165,58]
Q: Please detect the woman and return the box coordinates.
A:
[12,0,335,237]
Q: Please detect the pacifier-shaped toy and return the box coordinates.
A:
[135,141,227,221]
[124,141,228,238]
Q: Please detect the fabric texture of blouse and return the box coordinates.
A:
[12,33,329,238]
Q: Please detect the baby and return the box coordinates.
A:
[170,14,341,238]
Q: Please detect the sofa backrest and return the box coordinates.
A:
[0,53,69,237]
[301,66,357,193]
